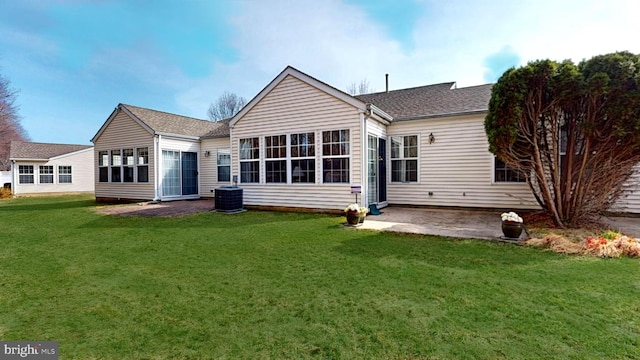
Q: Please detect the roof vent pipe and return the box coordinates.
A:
[385,74,389,93]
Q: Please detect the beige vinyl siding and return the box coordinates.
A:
[612,165,640,213]
[12,148,94,195]
[386,114,539,209]
[231,74,363,210]
[200,137,232,197]
[93,110,156,200]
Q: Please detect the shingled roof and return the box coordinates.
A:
[120,104,230,138]
[10,141,92,160]
[355,82,493,121]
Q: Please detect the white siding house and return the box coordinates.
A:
[89,66,640,214]
[9,141,94,195]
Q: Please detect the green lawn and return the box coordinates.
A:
[1,195,639,359]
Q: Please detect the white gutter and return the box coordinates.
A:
[155,132,200,141]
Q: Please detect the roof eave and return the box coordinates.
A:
[366,104,393,124]
[394,109,488,122]
[9,157,49,162]
[200,134,231,140]
[155,132,201,140]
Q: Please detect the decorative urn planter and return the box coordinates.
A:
[346,210,360,225]
[500,211,524,239]
[501,221,523,239]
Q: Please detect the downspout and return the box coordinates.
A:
[11,160,16,195]
[153,134,161,201]
[361,108,369,208]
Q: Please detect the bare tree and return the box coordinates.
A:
[346,79,374,95]
[207,91,247,121]
[0,72,28,170]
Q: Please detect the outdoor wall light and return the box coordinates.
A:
[428,133,435,144]
[204,151,211,157]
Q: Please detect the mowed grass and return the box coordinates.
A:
[1,196,639,359]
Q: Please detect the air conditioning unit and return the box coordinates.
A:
[214,186,243,213]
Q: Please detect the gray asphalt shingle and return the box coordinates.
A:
[10,141,92,160]
[356,82,493,120]
[121,104,230,138]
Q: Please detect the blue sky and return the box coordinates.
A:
[1,0,639,145]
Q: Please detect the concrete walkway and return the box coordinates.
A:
[356,207,640,239]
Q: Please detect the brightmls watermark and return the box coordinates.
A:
[1,341,58,359]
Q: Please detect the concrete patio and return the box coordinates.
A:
[356,206,640,240]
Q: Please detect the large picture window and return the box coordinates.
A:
[39,165,54,184]
[18,165,34,184]
[59,166,72,183]
[390,135,418,182]
[265,135,287,183]
[98,151,109,182]
[322,130,349,183]
[217,149,231,182]
[494,157,526,183]
[291,132,315,183]
[239,138,259,183]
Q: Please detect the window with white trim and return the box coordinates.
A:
[111,150,122,182]
[39,165,54,184]
[494,157,526,183]
[239,137,259,183]
[19,165,34,184]
[98,151,109,182]
[291,132,315,183]
[122,148,134,182]
[265,135,287,183]
[322,130,349,183]
[390,135,418,182]
[137,147,149,183]
[59,166,72,183]
[217,149,230,182]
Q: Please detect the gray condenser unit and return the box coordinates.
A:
[214,186,243,213]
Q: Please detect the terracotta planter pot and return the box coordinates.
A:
[502,221,523,239]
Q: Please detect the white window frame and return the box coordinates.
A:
[217,148,231,182]
[137,147,149,183]
[265,135,287,184]
[239,137,260,183]
[18,165,34,184]
[39,165,54,184]
[122,148,135,183]
[98,150,109,183]
[322,129,350,184]
[390,135,419,183]
[110,149,122,183]
[290,132,316,184]
[58,165,72,184]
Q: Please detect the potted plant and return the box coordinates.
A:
[500,211,524,239]
[344,203,368,225]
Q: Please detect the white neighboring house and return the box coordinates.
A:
[9,141,94,195]
[1,171,10,187]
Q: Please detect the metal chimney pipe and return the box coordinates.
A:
[385,74,389,93]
